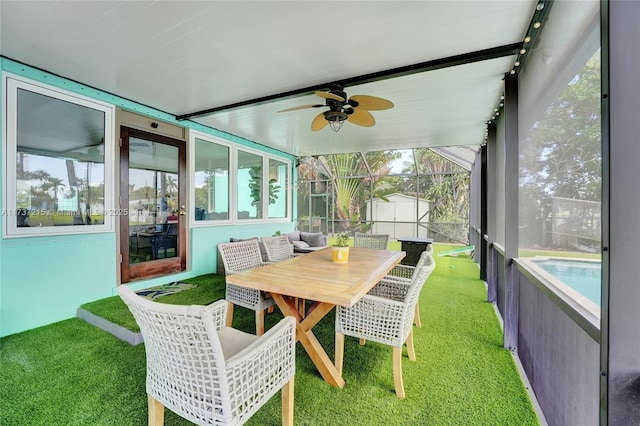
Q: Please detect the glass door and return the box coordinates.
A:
[120,126,186,282]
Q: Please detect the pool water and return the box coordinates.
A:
[536,259,601,306]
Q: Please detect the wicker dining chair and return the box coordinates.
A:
[353,232,389,250]
[335,265,431,399]
[424,243,434,255]
[382,252,436,327]
[261,235,308,315]
[261,235,294,262]
[217,240,277,335]
[117,285,296,426]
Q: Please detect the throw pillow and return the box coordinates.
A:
[291,240,310,249]
[286,230,301,242]
[300,232,325,247]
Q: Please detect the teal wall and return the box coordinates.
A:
[0,57,295,337]
[0,234,117,336]
[190,223,293,276]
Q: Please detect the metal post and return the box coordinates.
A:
[601,1,640,424]
[480,144,488,281]
[503,74,519,351]
[486,122,498,302]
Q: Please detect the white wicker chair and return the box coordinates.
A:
[335,265,431,399]
[353,232,389,250]
[261,235,307,315]
[424,243,434,255]
[261,235,294,262]
[217,240,277,336]
[383,252,436,327]
[117,285,296,426]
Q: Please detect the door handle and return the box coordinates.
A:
[179,205,186,216]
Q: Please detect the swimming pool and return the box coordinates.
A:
[534,259,601,306]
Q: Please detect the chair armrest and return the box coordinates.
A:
[336,295,406,344]
[368,279,411,301]
[357,294,405,309]
[386,264,415,280]
[338,294,405,319]
[225,317,296,419]
[226,316,295,366]
[226,262,271,274]
[203,299,228,331]
[381,275,412,285]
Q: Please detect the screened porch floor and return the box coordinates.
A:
[0,245,539,425]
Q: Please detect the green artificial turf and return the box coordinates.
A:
[79,274,227,333]
[1,245,539,425]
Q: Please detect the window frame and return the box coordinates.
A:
[2,73,115,238]
[189,130,291,226]
[267,157,290,220]
[189,131,234,226]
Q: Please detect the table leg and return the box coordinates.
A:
[272,294,345,388]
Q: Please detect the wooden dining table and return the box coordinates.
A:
[225,246,405,388]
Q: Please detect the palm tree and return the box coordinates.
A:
[47,177,65,210]
[165,175,178,196]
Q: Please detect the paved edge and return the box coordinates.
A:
[76,307,143,346]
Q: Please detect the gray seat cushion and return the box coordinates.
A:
[291,240,310,249]
[294,245,326,253]
[217,327,259,359]
[286,230,301,242]
[300,232,326,247]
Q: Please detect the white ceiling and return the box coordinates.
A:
[0,1,536,157]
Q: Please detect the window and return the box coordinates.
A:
[518,1,601,312]
[193,137,229,221]
[190,132,290,224]
[3,75,114,237]
[237,149,263,220]
[268,158,288,219]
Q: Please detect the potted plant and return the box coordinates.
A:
[332,233,350,264]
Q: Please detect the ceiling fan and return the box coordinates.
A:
[278,84,394,132]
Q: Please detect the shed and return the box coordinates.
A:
[364,193,430,239]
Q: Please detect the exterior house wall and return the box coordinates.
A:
[0,58,294,337]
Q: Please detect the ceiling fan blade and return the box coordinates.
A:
[311,112,329,131]
[278,104,324,112]
[315,91,346,102]
[348,95,394,110]
[347,109,376,127]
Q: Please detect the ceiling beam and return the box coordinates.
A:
[175,42,523,120]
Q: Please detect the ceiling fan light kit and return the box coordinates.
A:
[278,84,394,132]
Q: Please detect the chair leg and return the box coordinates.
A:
[406,329,416,361]
[226,302,234,327]
[392,347,406,399]
[282,376,294,426]
[255,309,265,336]
[148,394,164,426]
[335,332,345,376]
[414,304,422,328]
